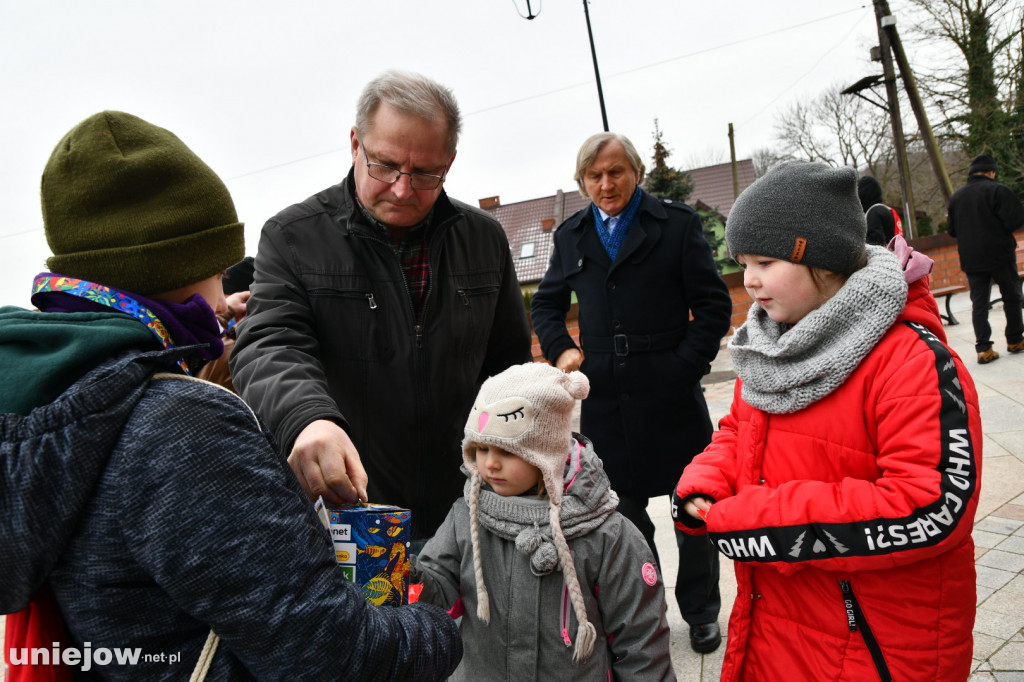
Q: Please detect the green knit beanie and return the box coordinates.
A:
[726,160,867,274]
[42,111,244,295]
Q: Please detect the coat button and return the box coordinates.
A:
[608,281,616,290]
[612,319,622,329]
[578,258,584,267]
[759,478,766,485]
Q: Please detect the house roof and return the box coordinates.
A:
[482,159,756,284]
[482,189,590,284]
[684,158,756,219]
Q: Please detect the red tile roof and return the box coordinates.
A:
[483,189,590,284]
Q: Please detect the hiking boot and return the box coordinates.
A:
[1009,340,1024,354]
[977,348,999,364]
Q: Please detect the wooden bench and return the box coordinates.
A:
[933,270,1024,326]
[931,285,967,326]
[988,269,1024,309]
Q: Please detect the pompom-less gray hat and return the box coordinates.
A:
[726,160,867,274]
[462,362,596,661]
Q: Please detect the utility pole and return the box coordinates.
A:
[582,0,609,132]
[873,0,954,203]
[873,1,916,238]
[728,123,740,199]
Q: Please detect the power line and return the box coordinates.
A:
[0,5,871,242]
[226,7,873,185]
[738,10,870,127]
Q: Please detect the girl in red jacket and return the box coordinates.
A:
[673,160,980,682]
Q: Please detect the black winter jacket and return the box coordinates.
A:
[530,191,732,497]
[947,174,1024,272]
[231,171,531,538]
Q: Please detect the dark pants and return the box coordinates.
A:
[617,494,721,627]
[967,262,1024,352]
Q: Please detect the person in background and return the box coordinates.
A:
[1,111,462,681]
[674,160,980,681]
[231,70,531,543]
[414,362,675,681]
[946,152,1024,364]
[530,132,732,654]
[857,175,902,246]
[197,256,253,391]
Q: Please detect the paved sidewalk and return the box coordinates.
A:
[656,292,1024,681]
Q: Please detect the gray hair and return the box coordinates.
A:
[355,70,462,155]
[573,132,646,196]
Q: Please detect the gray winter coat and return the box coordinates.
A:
[414,437,675,681]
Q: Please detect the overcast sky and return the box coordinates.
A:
[0,0,894,307]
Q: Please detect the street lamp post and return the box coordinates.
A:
[582,0,609,132]
[514,0,609,132]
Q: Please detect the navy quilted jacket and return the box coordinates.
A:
[0,306,462,680]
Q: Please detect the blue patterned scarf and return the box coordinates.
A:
[591,186,642,261]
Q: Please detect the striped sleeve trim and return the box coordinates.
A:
[710,321,977,564]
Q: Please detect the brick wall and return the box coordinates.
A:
[529,232,1023,360]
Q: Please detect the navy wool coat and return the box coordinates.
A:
[531,189,733,498]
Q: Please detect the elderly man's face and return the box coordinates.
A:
[582,140,639,217]
[350,103,455,229]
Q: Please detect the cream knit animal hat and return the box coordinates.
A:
[462,362,595,661]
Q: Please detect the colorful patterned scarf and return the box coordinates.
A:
[31,274,224,375]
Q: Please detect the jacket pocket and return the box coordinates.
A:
[306,274,392,362]
[447,271,502,356]
[839,579,892,682]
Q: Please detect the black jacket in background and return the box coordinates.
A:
[858,175,897,246]
[947,174,1024,272]
[231,170,532,538]
[531,190,732,497]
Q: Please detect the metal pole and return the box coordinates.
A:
[875,0,954,203]
[874,0,916,238]
[728,123,740,199]
[582,0,609,132]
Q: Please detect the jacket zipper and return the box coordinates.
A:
[839,580,892,682]
[356,231,425,348]
[560,582,572,647]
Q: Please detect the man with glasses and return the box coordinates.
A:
[232,70,531,545]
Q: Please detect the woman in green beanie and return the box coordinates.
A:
[0,111,461,680]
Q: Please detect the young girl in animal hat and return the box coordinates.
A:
[672,160,981,681]
[413,361,675,680]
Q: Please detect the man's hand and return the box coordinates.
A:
[685,495,714,522]
[555,347,584,372]
[288,419,369,504]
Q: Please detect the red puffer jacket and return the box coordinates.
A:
[675,277,981,682]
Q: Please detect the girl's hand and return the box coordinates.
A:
[685,496,714,522]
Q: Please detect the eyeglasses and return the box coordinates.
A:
[359,141,448,190]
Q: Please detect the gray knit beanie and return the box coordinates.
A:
[462,362,596,661]
[726,160,867,274]
[42,111,244,295]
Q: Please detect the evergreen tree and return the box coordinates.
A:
[644,120,731,274]
[644,119,694,202]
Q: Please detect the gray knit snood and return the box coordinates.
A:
[729,245,907,414]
